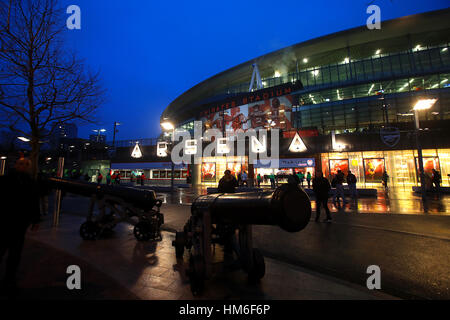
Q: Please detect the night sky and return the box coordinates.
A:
[60,0,449,141]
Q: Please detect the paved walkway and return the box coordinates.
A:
[23,214,390,300]
[0,238,138,300]
[56,192,450,299]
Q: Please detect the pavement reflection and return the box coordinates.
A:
[155,186,449,215]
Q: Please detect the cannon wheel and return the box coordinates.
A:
[188,254,205,296]
[133,221,152,241]
[248,248,265,283]
[80,221,100,240]
[174,232,186,258]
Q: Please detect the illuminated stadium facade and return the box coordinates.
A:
[114,9,450,188]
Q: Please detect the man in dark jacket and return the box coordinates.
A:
[218,170,238,193]
[0,156,40,293]
[312,172,332,222]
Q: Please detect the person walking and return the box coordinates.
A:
[241,171,248,187]
[269,172,276,188]
[313,172,332,222]
[141,173,146,186]
[0,155,40,295]
[297,171,305,187]
[382,171,389,191]
[106,172,111,185]
[432,169,442,197]
[333,169,347,207]
[306,171,312,189]
[218,170,238,193]
[346,170,358,203]
[256,173,262,188]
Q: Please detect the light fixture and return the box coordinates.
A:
[442,48,448,52]
[289,133,307,152]
[303,58,308,63]
[161,121,174,131]
[157,142,168,157]
[274,70,281,78]
[343,57,350,63]
[17,137,30,142]
[375,49,381,55]
[311,69,319,76]
[413,98,437,111]
[441,79,448,84]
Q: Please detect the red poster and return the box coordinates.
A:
[226,163,241,178]
[416,157,440,176]
[201,163,216,182]
[364,158,385,182]
[329,159,349,176]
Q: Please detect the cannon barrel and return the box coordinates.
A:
[47,178,159,211]
[192,184,311,232]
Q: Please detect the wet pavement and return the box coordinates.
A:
[23,215,388,300]
[155,185,449,215]
[56,191,450,299]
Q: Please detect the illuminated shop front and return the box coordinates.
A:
[321,149,450,188]
[200,156,248,185]
[111,162,188,183]
[254,158,316,185]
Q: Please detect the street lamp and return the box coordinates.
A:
[112,122,121,149]
[413,98,437,208]
[161,120,175,191]
[92,129,106,143]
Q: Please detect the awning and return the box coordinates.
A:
[111,162,187,170]
[254,158,315,169]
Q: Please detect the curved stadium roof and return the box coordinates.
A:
[162,8,450,124]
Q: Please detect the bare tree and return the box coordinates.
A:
[0,0,105,177]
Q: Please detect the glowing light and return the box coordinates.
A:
[413,98,437,111]
[343,57,350,63]
[251,135,266,153]
[289,133,307,152]
[161,122,174,131]
[375,49,381,55]
[17,137,30,142]
[303,58,308,63]
[131,142,143,158]
[185,139,197,155]
[157,142,168,157]
[274,71,281,77]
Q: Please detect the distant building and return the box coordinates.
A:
[89,134,106,143]
[50,123,78,148]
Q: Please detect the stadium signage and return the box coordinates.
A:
[198,80,303,117]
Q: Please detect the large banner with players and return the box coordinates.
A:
[200,94,294,134]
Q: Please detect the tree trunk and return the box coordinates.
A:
[30,139,40,180]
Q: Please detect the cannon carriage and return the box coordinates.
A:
[173,184,311,295]
[47,178,164,241]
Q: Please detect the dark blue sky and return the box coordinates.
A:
[60,0,449,141]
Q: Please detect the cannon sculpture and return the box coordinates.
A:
[48,178,164,241]
[172,183,311,295]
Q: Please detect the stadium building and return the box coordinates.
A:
[114,9,450,188]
